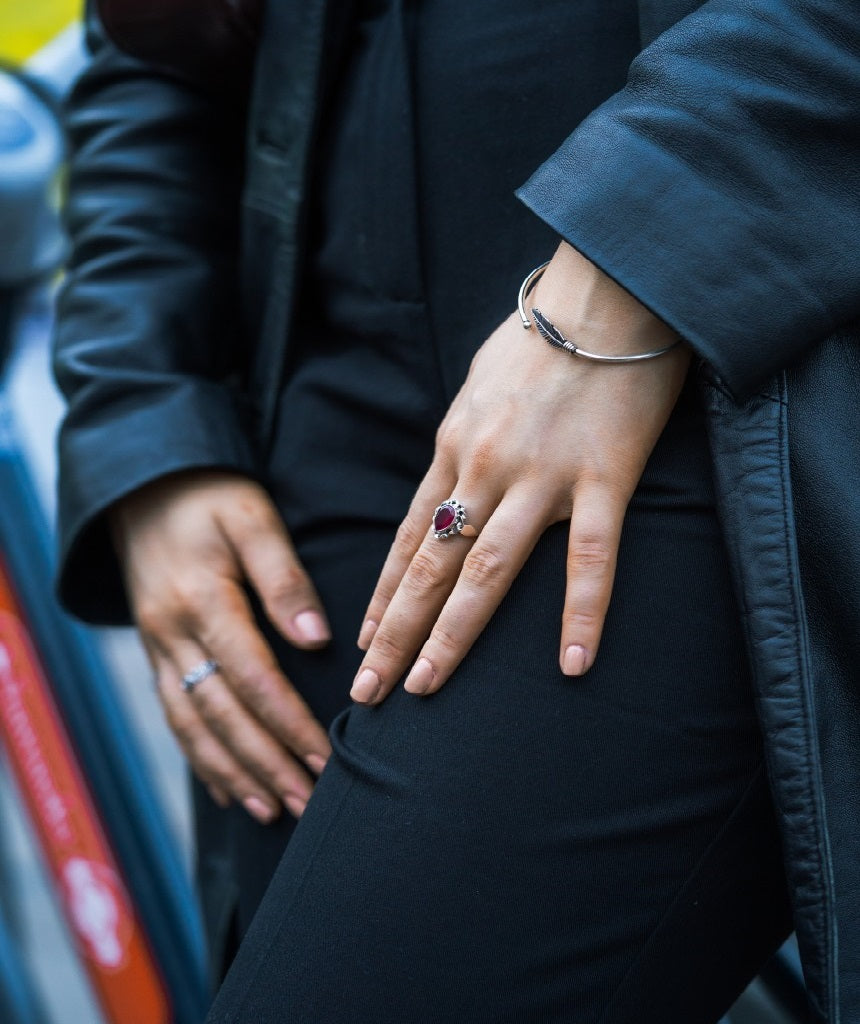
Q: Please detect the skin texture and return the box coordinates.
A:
[110,471,333,823]
[352,242,691,702]
[110,242,690,821]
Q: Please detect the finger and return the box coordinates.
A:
[351,490,497,704]
[153,655,284,823]
[560,484,627,676]
[402,489,550,696]
[169,639,315,817]
[191,580,332,774]
[357,461,457,651]
[218,496,331,650]
[207,784,230,809]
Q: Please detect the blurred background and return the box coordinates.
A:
[0,3,811,1023]
[1,5,202,1023]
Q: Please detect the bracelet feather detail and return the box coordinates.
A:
[517,261,682,364]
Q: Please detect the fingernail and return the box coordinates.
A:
[293,610,331,645]
[357,619,377,650]
[283,793,308,818]
[562,644,588,676]
[306,753,328,776]
[351,667,381,703]
[404,657,435,695]
[243,796,277,823]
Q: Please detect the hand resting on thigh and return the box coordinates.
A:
[352,242,692,704]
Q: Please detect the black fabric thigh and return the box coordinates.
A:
[206,352,792,1023]
[204,1,791,1014]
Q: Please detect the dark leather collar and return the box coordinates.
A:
[95,0,262,88]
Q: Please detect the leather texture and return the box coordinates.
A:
[704,371,836,1023]
[53,2,860,1020]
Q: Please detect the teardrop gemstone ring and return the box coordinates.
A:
[432,498,469,540]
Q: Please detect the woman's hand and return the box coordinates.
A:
[351,242,692,704]
[110,470,332,823]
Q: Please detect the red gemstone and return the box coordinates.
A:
[434,504,457,533]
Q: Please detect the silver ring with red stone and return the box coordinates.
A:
[432,498,474,540]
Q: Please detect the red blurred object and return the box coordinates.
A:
[96,0,262,86]
[0,558,170,1024]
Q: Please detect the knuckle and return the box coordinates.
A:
[434,420,456,456]
[270,711,319,757]
[170,579,214,623]
[370,580,396,608]
[461,545,506,589]
[394,517,425,554]
[369,627,405,663]
[229,487,276,530]
[194,690,235,733]
[231,664,281,707]
[272,767,302,795]
[229,780,259,803]
[135,599,170,636]
[259,756,297,792]
[564,607,602,632]
[191,762,219,787]
[189,739,235,787]
[274,711,314,749]
[235,746,270,779]
[468,437,497,476]
[165,708,196,749]
[430,621,461,656]
[195,612,240,654]
[580,473,631,504]
[405,549,446,594]
[264,564,310,606]
[569,536,613,574]
[208,764,242,794]
[228,664,264,703]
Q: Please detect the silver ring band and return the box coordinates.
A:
[181,658,220,693]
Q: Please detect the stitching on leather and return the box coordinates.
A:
[776,375,839,1021]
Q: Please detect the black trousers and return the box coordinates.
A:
[204,2,792,1019]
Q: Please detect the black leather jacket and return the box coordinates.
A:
[53,3,860,1019]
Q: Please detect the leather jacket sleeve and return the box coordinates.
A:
[53,5,257,624]
[517,0,860,402]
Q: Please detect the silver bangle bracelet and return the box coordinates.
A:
[517,261,682,364]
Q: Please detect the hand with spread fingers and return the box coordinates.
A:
[109,470,333,823]
[351,241,692,705]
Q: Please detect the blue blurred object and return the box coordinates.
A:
[0,354,209,1021]
[0,69,65,288]
[0,61,209,1020]
[0,905,50,1024]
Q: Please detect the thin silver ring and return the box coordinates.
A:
[181,658,220,694]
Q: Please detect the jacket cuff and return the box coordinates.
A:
[515,110,828,402]
[56,381,260,625]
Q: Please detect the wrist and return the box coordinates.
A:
[534,242,682,357]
